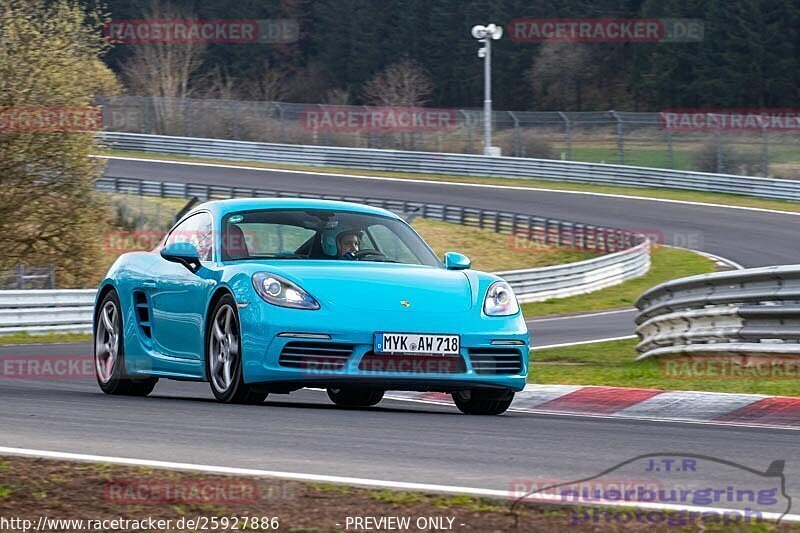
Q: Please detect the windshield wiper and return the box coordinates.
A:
[360,258,401,263]
[247,254,307,260]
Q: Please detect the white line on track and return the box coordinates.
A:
[93,155,800,217]
[530,335,637,350]
[1,446,797,522]
[527,308,636,323]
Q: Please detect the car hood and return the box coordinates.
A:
[253,262,474,312]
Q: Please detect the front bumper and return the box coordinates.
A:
[238,301,530,392]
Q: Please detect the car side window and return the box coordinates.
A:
[165,212,213,261]
[366,224,419,264]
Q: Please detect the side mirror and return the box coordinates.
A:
[444,251,471,270]
[161,241,201,273]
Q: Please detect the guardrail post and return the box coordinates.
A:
[274,103,286,144]
[16,265,24,290]
[185,99,193,137]
[666,130,674,169]
[715,127,723,173]
[557,221,564,246]
[460,110,473,154]
[610,110,623,165]
[231,100,239,140]
[558,112,572,160]
[48,264,55,289]
[508,111,521,157]
[762,124,769,177]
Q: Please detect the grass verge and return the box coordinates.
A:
[98,149,800,214]
[521,246,716,318]
[0,456,789,532]
[0,332,91,345]
[412,218,598,272]
[531,338,799,396]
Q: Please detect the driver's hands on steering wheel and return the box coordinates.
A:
[341,249,386,261]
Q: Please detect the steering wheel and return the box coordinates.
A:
[353,249,386,260]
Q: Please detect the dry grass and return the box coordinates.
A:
[411,218,599,272]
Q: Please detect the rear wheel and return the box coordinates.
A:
[207,294,268,404]
[327,387,384,408]
[94,290,158,396]
[452,389,514,415]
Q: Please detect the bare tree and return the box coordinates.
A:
[202,67,236,100]
[324,87,351,105]
[240,62,288,102]
[528,42,633,110]
[362,58,433,107]
[118,1,205,134]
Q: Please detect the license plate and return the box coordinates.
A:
[374,333,460,355]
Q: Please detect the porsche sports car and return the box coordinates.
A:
[94,198,530,415]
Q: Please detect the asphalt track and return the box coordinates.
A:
[1,343,799,510]
[4,157,800,515]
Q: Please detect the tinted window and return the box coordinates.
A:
[222,209,439,266]
[166,212,213,261]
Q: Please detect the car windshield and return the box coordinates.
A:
[221,209,440,267]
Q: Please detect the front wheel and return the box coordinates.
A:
[207,294,268,404]
[327,387,384,408]
[94,290,158,396]
[452,389,514,415]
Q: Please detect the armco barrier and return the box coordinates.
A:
[0,290,96,334]
[635,265,800,360]
[99,132,800,202]
[6,177,651,333]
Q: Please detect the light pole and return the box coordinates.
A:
[471,23,503,156]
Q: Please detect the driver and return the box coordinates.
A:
[336,230,361,259]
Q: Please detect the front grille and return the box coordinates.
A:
[468,348,524,375]
[278,342,354,371]
[358,353,466,374]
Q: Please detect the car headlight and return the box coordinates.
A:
[252,273,320,310]
[483,281,520,316]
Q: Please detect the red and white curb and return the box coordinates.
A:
[385,385,800,429]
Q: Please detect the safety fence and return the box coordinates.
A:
[635,266,800,360]
[98,132,800,201]
[99,95,800,178]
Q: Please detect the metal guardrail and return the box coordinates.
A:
[634,266,800,360]
[0,290,95,334]
[100,132,800,202]
[99,96,795,177]
[4,176,650,334]
[501,241,650,304]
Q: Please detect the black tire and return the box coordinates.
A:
[327,387,384,408]
[94,290,158,396]
[452,389,514,415]
[206,294,268,404]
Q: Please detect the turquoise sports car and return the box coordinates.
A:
[94,198,529,415]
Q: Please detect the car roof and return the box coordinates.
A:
[185,197,402,221]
